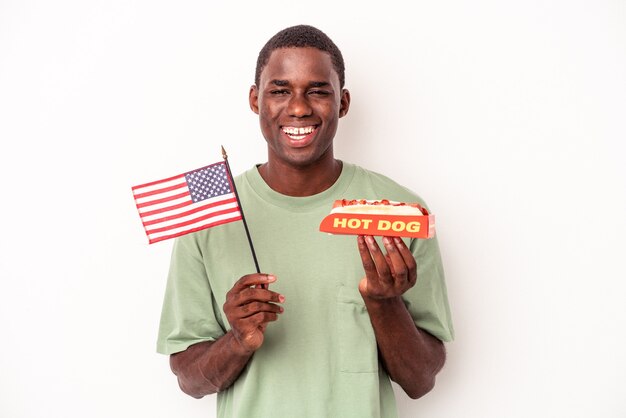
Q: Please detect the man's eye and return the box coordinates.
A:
[310,90,330,95]
[270,90,289,95]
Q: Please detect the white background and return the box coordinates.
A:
[1,1,625,417]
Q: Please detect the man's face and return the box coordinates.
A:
[249,47,350,169]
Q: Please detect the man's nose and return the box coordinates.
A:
[287,93,312,117]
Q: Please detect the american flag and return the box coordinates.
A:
[132,162,242,244]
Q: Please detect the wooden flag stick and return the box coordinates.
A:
[222,146,261,275]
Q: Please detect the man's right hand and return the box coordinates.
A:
[223,273,284,354]
[170,274,284,397]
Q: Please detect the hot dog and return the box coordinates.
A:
[330,199,427,216]
[319,199,435,239]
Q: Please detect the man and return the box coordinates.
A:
[157,24,454,418]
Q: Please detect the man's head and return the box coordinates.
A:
[255,25,345,89]
[249,25,350,176]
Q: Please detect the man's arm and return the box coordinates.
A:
[357,235,446,399]
[170,333,253,398]
[169,273,284,398]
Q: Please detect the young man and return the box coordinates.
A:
[157,25,454,418]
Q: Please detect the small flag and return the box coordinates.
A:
[132,161,242,244]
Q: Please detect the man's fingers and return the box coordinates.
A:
[357,235,419,298]
[382,237,409,280]
[384,253,395,276]
[232,311,280,336]
[249,311,279,325]
[225,275,285,352]
[363,235,392,284]
[233,273,276,290]
[238,300,283,318]
[358,235,389,284]
[238,287,285,304]
[224,273,285,330]
[393,237,417,285]
[225,289,285,321]
[357,235,377,277]
[226,274,283,306]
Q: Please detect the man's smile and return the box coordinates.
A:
[281,125,317,140]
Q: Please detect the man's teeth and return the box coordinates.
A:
[283,126,315,138]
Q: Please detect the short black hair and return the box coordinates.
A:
[255,24,345,88]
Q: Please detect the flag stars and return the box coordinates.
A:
[185,163,233,203]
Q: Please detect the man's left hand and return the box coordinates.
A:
[357,235,417,299]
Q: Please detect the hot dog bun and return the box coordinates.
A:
[330,199,426,216]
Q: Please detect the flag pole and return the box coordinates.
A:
[222,146,261,275]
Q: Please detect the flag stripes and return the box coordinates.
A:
[132,162,242,244]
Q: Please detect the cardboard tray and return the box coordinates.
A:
[319,208,435,239]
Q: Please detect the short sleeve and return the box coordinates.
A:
[156,234,226,355]
[403,235,455,342]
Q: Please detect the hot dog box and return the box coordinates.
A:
[319,199,435,239]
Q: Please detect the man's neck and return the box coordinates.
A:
[258,158,343,197]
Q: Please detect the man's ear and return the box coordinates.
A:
[339,89,351,118]
[249,85,260,114]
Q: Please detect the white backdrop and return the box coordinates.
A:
[1,1,625,417]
